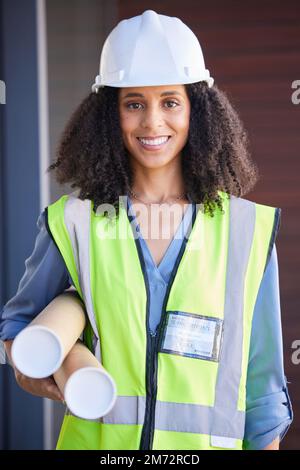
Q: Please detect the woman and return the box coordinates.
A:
[1,10,293,450]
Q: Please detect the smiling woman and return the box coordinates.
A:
[47,79,258,218]
[1,8,292,452]
[47,4,260,218]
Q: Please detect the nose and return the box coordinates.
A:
[140,103,165,130]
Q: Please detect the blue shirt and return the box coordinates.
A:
[0,197,293,449]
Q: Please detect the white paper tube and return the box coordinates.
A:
[54,341,117,420]
[11,291,86,378]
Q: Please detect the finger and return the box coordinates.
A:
[43,381,65,402]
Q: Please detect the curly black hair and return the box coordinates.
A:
[47,81,259,218]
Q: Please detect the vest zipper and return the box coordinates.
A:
[140,330,157,450]
[148,326,163,449]
[141,306,171,450]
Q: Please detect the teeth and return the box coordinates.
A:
[138,136,169,146]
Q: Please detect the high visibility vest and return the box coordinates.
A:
[46,191,280,450]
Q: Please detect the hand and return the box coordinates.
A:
[4,339,64,402]
[14,369,65,402]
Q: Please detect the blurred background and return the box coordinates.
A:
[0,0,299,450]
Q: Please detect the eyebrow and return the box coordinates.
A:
[122,91,182,99]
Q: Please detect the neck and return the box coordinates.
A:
[130,159,187,203]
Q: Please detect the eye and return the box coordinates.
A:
[126,102,142,110]
[125,100,180,110]
[164,100,179,108]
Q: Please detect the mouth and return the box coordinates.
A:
[136,136,172,151]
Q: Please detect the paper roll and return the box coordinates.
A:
[11,291,86,378]
[54,341,117,420]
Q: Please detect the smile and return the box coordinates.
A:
[136,136,171,151]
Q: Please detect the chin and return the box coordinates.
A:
[142,157,172,169]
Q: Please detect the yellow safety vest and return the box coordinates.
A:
[46,191,280,450]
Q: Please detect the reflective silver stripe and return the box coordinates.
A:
[211,195,256,439]
[103,396,146,425]
[65,397,244,436]
[65,396,146,425]
[155,401,245,435]
[64,196,101,361]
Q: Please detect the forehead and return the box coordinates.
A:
[119,84,187,99]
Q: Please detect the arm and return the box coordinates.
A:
[0,210,74,401]
[243,244,293,450]
[0,211,72,341]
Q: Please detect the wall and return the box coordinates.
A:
[0,0,43,449]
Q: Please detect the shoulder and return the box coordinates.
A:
[46,190,82,209]
[226,192,281,233]
[46,191,93,222]
[228,193,281,274]
[224,191,280,213]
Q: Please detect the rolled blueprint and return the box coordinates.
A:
[54,341,117,420]
[11,290,86,378]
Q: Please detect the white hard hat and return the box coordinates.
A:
[91,9,214,92]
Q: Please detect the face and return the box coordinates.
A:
[118,85,191,169]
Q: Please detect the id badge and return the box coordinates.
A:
[160,311,223,362]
